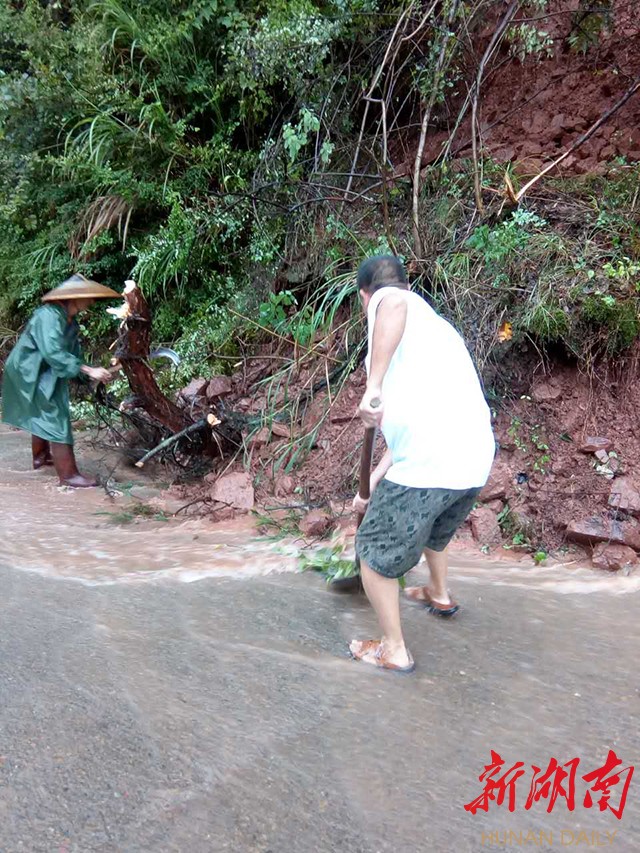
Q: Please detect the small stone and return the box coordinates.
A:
[579,437,612,453]
[249,427,271,448]
[213,506,236,522]
[484,499,504,514]
[129,485,162,501]
[469,507,502,546]
[206,376,232,399]
[608,478,640,515]
[209,472,254,510]
[480,462,511,501]
[179,378,208,402]
[592,543,639,573]
[299,509,331,538]
[608,455,621,474]
[531,382,562,403]
[595,449,609,464]
[271,422,290,438]
[274,475,295,498]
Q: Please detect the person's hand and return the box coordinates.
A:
[358,387,383,428]
[352,493,370,515]
[83,366,113,384]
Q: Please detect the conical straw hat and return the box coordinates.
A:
[41,273,120,302]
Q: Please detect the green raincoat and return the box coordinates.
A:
[1,303,83,445]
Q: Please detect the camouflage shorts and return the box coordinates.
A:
[355,479,480,579]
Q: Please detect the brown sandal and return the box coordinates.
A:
[405,585,459,617]
[349,639,415,674]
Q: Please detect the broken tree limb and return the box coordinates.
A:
[512,76,640,203]
[113,280,194,434]
[135,418,207,468]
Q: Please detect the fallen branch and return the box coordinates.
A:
[511,76,640,203]
[135,418,208,468]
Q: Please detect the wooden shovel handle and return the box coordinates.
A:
[356,397,381,527]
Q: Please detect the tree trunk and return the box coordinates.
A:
[114,280,193,434]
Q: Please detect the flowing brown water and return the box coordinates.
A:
[2,425,639,593]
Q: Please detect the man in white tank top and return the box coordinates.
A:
[349,256,495,673]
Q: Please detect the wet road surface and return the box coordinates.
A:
[1,426,639,851]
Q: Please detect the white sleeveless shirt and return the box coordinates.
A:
[366,287,495,489]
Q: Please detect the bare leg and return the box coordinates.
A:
[350,561,410,668]
[424,547,451,605]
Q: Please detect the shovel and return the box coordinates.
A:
[329,398,380,593]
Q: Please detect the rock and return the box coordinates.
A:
[469,507,502,546]
[531,382,562,403]
[480,462,511,501]
[209,472,254,511]
[274,475,295,498]
[206,376,232,399]
[179,378,208,402]
[249,427,271,448]
[299,509,331,538]
[608,478,640,515]
[580,437,613,453]
[595,449,609,464]
[129,485,163,501]
[608,455,621,475]
[592,543,639,573]
[566,517,640,552]
[484,499,504,514]
[212,506,236,522]
[271,422,290,438]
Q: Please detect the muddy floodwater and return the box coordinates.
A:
[3,425,640,596]
[2,424,640,852]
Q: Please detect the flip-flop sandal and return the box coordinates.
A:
[405,585,459,617]
[349,639,415,674]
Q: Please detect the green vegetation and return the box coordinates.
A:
[1,0,639,402]
[95,502,169,524]
[299,545,357,584]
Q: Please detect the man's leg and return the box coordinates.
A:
[406,488,480,615]
[424,547,451,605]
[351,479,419,670]
[353,560,410,668]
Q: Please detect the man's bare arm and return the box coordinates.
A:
[359,292,408,427]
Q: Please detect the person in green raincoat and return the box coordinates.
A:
[2,273,120,487]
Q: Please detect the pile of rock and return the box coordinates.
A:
[566,473,640,573]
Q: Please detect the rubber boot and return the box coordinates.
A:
[32,435,53,469]
[50,442,98,488]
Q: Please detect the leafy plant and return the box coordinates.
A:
[507,23,554,62]
[567,0,612,54]
[95,502,169,524]
[300,544,406,587]
[300,545,358,583]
